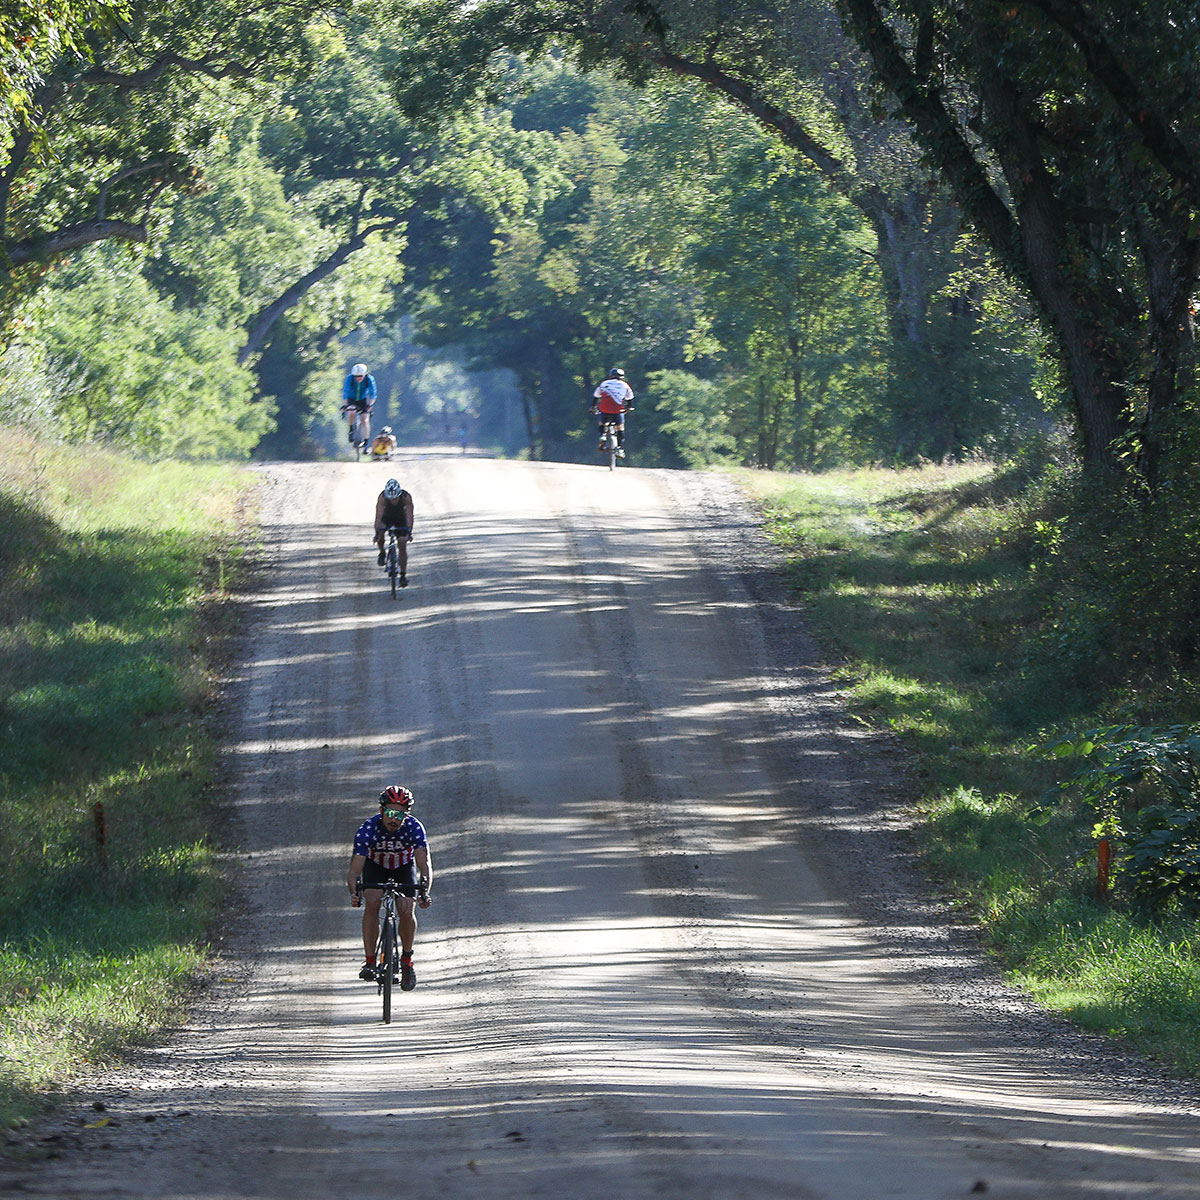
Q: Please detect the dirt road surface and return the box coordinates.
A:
[6,452,1200,1200]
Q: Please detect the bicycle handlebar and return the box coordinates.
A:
[350,875,429,908]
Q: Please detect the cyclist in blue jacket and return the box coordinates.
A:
[341,363,377,450]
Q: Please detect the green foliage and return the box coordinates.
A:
[648,369,735,467]
[0,429,251,1124]
[837,0,1200,478]
[1044,725,1200,913]
[148,117,320,324]
[1,1,322,301]
[1027,433,1200,682]
[19,244,270,457]
[386,2,1051,465]
[0,0,126,126]
[686,141,886,468]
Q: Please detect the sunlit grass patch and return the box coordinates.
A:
[0,939,208,1106]
[1011,914,1200,1075]
[735,459,1200,1076]
[737,462,1060,779]
[0,427,254,1127]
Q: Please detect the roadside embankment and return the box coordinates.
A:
[735,461,1200,1077]
[0,428,258,1132]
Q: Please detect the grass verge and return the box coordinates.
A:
[734,461,1200,1077]
[0,427,257,1130]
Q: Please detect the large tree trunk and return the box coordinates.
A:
[839,0,1135,472]
[1135,199,1200,487]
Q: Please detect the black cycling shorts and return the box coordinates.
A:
[377,524,411,542]
[361,858,419,895]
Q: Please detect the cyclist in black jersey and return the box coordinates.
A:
[373,477,414,582]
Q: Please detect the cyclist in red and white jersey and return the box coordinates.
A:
[590,367,634,457]
[346,785,432,990]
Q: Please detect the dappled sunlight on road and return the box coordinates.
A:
[12,457,1196,1200]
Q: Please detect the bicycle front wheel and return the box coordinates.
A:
[387,547,398,598]
[380,914,397,1023]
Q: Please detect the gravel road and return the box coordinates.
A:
[5,451,1200,1200]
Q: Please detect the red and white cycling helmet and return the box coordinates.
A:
[379,785,414,810]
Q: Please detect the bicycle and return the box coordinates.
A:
[598,417,623,471]
[356,877,428,1023]
[382,526,408,598]
[343,405,372,460]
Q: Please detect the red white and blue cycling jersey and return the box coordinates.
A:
[353,813,427,870]
[593,378,633,414]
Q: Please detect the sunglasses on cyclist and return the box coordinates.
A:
[382,807,409,820]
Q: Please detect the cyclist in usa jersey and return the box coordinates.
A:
[346,785,433,990]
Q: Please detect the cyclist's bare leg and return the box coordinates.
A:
[397,895,417,955]
[361,890,383,960]
[598,415,626,448]
[359,409,371,445]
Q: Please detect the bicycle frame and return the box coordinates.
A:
[346,406,371,458]
[354,873,429,1022]
[600,418,621,471]
[384,528,402,598]
[374,881,404,1023]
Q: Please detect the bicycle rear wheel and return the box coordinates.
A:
[380,913,397,1023]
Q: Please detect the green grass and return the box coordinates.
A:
[735,460,1200,1077]
[0,427,256,1128]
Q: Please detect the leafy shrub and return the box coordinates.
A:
[1044,724,1200,913]
[649,369,737,468]
[1029,424,1200,686]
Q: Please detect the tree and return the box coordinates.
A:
[0,0,125,127]
[247,28,570,452]
[26,243,269,456]
[836,0,1200,479]
[385,0,1046,461]
[0,0,319,315]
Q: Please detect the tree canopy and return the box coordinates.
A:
[9,0,1195,479]
[381,0,1200,482]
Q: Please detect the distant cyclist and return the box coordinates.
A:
[341,362,377,450]
[346,785,432,991]
[590,367,634,457]
[370,425,397,460]
[374,477,414,584]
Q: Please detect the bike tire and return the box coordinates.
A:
[387,546,398,599]
[381,914,397,1023]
